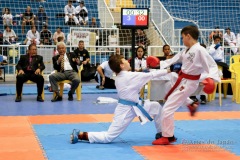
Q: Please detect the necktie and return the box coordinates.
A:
[60,57,64,72]
[27,56,32,70]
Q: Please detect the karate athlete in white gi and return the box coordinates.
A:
[152,25,210,145]
[190,47,221,102]
[70,54,171,144]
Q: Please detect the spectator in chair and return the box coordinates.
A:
[40,25,52,45]
[224,27,237,54]
[209,26,223,42]
[74,40,90,67]
[162,44,174,60]
[3,25,17,44]
[75,1,88,26]
[134,46,147,72]
[22,6,35,34]
[90,17,96,28]
[64,0,80,25]
[15,44,45,102]
[50,42,81,102]
[53,27,65,45]
[2,8,13,26]
[25,26,40,45]
[36,5,48,30]
[208,35,224,62]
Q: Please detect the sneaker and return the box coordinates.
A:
[70,129,80,144]
[200,99,206,104]
[189,96,199,102]
[15,96,22,102]
[200,95,206,104]
[98,85,104,90]
[68,91,73,101]
[37,96,44,102]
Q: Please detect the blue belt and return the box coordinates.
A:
[118,99,153,121]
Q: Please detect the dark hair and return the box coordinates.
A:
[79,40,84,44]
[213,35,221,41]
[200,43,206,48]
[28,43,37,50]
[135,46,145,57]
[57,27,62,30]
[162,44,170,51]
[57,36,64,42]
[43,25,48,29]
[181,25,199,40]
[4,7,10,13]
[4,25,10,29]
[108,54,124,74]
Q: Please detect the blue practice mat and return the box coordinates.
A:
[34,120,240,160]
[0,84,117,95]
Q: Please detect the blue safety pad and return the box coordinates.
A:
[33,120,240,160]
[0,84,117,95]
[1,93,240,116]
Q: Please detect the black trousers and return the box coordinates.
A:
[95,74,116,89]
[16,71,44,96]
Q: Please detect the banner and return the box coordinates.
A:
[71,30,90,46]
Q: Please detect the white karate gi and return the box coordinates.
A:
[64,5,79,25]
[88,69,168,143]
[208,44,225,62]
[224,32,237,54]
[135,57,147,71]
[160,43,210,137]
[3,29,16,43]
[192,53,221,96]
[26,30,40,45]
[75,6,88,23]
[2,13,12,25]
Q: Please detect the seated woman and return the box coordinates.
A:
[2,8,13,26]
[134,46,147,72]
[53,27,65,45]
[3,25,17,44]
[25,26,40,45]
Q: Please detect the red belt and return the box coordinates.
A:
[164,70,201,100]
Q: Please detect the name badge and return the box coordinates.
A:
[80,56,83,61]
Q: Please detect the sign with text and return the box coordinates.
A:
[71,30,90,46]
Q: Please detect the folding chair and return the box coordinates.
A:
[15,70,45,100]
[53,65,83,101]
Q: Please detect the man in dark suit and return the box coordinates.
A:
[16,44,45,102]
[50,42,81,102]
